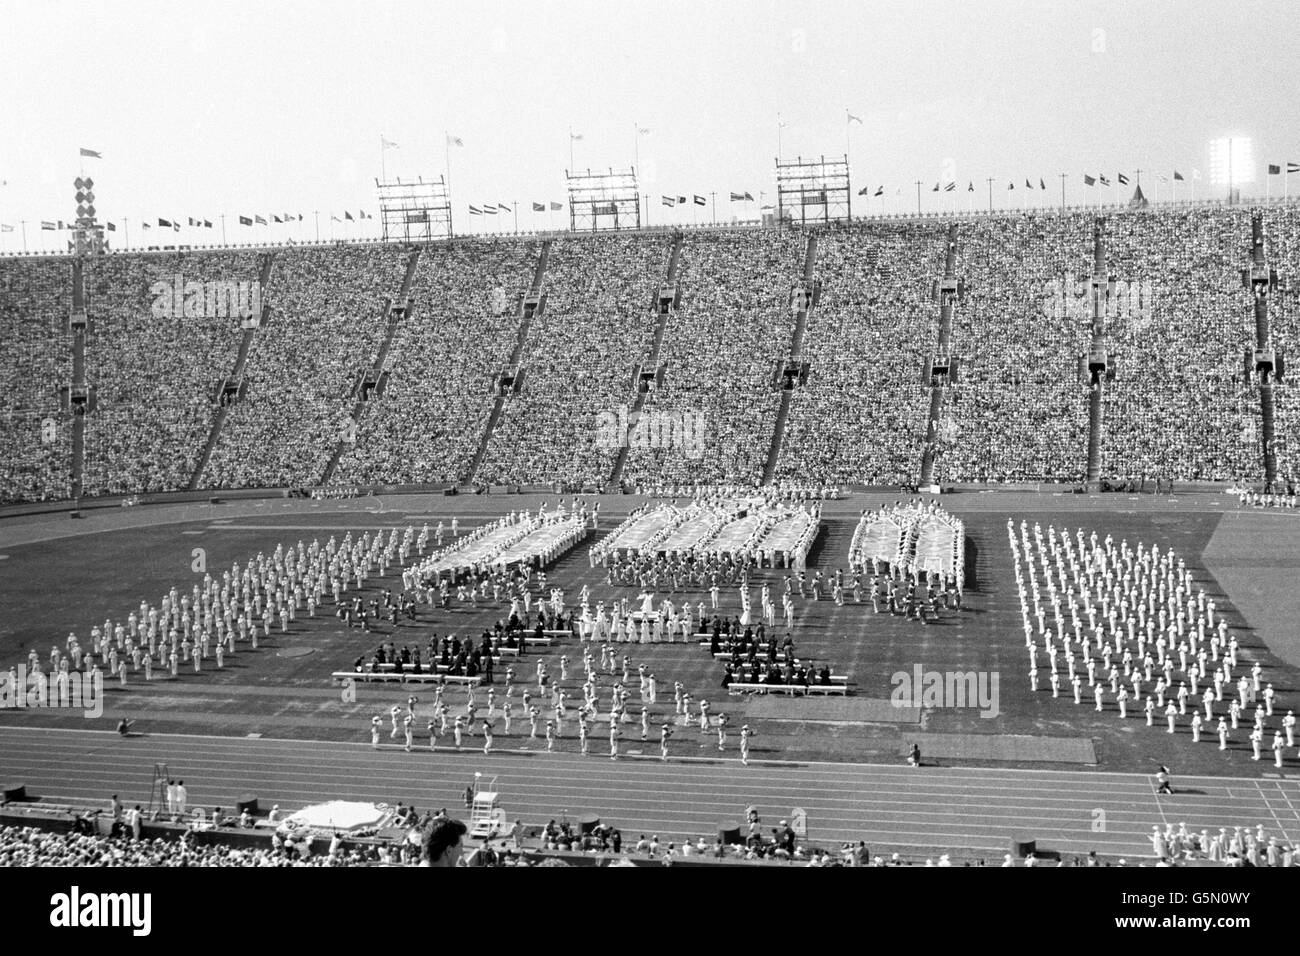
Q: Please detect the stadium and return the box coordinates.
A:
[1,0,1298,884]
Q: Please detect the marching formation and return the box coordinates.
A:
[1010,520,1297,768]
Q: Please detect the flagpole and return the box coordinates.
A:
[124,218,129,250]
[513,201,518,234]
[220,214,226,245]
[569,126,574,173]
[380,135,386,183]
[20,220,27,253]
[445,131,453,216]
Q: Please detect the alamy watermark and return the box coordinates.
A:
[891,665,1000,718]
[50,887,151,936]
[594,406,705,458]
[1,665,104,718]
[150,274,262,319]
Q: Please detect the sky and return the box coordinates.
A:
[1,0,1298,251]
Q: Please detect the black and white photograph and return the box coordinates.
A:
[0,0,1295,929]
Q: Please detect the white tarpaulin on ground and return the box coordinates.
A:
[282,801,396,835]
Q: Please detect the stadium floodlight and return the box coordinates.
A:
[1208,137,1255,187]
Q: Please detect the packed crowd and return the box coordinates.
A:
[1148,821,1297,866]
[6,206,1299,504]
[334,237,537,486]
[1011,520,1297,767]
[777,224,938,485]
[1262,207,1300,480]
[622,229,802,486]
[0,824,376,867]
[937,214,1093,483]
[0,257,73,502]
[1101,208,1257,483]
[205,245,406,489]
[79,252,263,495]
[477,233,663,488]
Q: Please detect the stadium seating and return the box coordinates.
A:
[2,205,1298,503]
[0,257,73,502]
[476,233,664,488]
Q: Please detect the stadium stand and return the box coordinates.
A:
[6,205,1300,504]
[0,257,73,503]
[334,237,539,486]
[204,246,407,489]
[476,233,664,488]
[621,228,802,487]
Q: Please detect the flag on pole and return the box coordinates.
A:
[498,203,511,212]
[662,195,675,206]
[105,222,115,232]
[968,182,974,191]
[482,205,497,214]
[944,182,956,192]
[1099,175,1111,186]
[847,112,863,125]
[1039,178,1046,190]
[550,201,562,211]
[1083,174,1097,186]
[874,186,884,196]
[570,132,583,141]
[1268,164,1281,175]
[637,127,651,135]
[932,182,940,192]
[1118,172,1130,185]
[1025,179,1033,189]
[677,195,686,204]
[255,215,267,225]
[468,205,482,215]
[1289,163,1300,173]
[1173,171,1185,181]
[532,202,545,212]
[446,134,464,147]
[693,195,706,206]
[0,224,12,232]
[344,211,354,221]
[79,147,102,159]
[273,215,283,223]
[142,222,151,230]
[381,137,399,149]
[239,216,253,226]
[158,218,173,227]
[856,187,869,196]
[204,220,212,228]
[41,221,56,230]
[1008,181,1015,190]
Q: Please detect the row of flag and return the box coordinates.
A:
[469,202,564,215]
[1268,163,1300,175]
[854,171,1202,197]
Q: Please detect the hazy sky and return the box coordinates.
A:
[2,0,1297,250]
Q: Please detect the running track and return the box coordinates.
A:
[3,726,1298,858]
